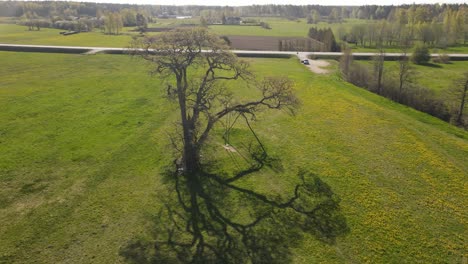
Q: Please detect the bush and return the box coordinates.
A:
[347,63,370,88]
[411,44,430,65]
[259,22,271,29]
[432,53,450,64]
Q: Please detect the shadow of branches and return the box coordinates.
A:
[120,161,349,263]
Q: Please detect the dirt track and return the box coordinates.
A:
[298,53,330,74]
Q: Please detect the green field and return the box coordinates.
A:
[0,24,135,47]
[0,51,467,263]
[358,60,468,94]
[2,19,468,54]
[386,60,468,93]
[209,18,371,38]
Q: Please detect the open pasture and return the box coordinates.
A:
[0,51,466,263]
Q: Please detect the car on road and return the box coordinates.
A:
[302,59,310,65]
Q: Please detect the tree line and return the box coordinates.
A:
[1,1,465,21]
[308,27,340,52]
[336,7,467,49]
[15,7,148,34]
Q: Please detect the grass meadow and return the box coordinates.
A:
[384,60,468,93]
[357,60,468,100]
[0,51,467,263]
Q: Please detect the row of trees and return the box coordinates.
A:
[339,48,468,127]
[308,27,340,52]
[337,7,467,48]
[102,11,147,34]
[18,8,149,34]
[1,1,465,21]
[103,12,123,35]
[18,10,98,32]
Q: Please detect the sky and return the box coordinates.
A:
[86,0,467,6]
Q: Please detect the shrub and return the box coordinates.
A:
[411,44,430,65]
[433,53,450,64]
[259,22,271,29]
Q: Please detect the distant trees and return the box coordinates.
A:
[21,19,50,31]
[328,8,341,23]
[443,7,466,46]
[308,27,340,52]
[136,13,148,32]
[307,10,321,24]
[1,1,466,23]
[332,5,467,49]
[20,11,47,31]
[350,24,367,46]
[120,8,137,27]
[3,1,468,49]
[103,12,123,35]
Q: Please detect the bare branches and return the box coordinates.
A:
[121,27,348,264]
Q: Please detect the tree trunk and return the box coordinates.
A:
[456,79,468,125]
[399,78,404,102]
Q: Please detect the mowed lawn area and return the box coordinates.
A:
[0,51,467,263]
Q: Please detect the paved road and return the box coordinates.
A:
[1,43,468,60]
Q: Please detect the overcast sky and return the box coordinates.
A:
[88,0,467,6]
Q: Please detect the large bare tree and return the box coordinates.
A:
[126,28,347,263]
[130,28,297,174]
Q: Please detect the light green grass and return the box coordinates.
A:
[390,61,468,93]
[351,44,468,54]
[0,19,371,45]
[3,20,468,54]
[0,24,136,47]
[209,18,366,37]
[149,17,200,28]
[360,60,468,93]
[0,51,467,263]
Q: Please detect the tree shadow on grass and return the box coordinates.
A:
[120,162,349,263]
[419,62,443,68]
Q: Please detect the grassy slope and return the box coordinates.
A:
[358,60,468,94]
[0,51,466,263]
[385,61,468,93]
